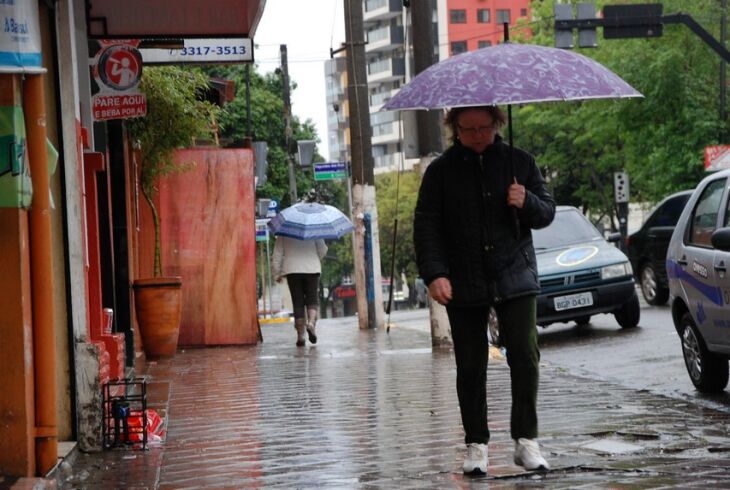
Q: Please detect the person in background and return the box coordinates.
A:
[414,105,556,475]
[272,235,327,346]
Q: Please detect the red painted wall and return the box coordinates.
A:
[446,0,531,54]
[157,148,258,346]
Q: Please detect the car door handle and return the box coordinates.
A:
[715,261,726,272]
[677,255,688,266]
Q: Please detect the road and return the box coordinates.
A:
[385,295,730,413]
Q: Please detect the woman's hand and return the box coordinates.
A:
[507,177,526,209]
[428,277,453,305]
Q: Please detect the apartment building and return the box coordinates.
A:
[324,0,531,173]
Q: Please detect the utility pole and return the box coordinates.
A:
[344,0,383,329]
[280,44,297,204]
[409,1,450,346]
[411,1,443,156]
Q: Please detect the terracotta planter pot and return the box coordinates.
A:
[132,277,182,359]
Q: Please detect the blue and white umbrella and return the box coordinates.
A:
[268,202,353,240]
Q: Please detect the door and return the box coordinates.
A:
[681,177,727,347]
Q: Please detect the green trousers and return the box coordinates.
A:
[447,295,540,444]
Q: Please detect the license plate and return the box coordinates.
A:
[554,292,593,311]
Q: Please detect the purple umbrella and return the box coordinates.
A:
[382,43,642,111]
[382,41,642,239]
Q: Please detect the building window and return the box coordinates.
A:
[451,41,467,55]
[496,9,510,24]
[478,40,492,49]
[521,8,528,17]
[450,9,466,23]
[477,9,490,23]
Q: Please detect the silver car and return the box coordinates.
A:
[667,168,730,392]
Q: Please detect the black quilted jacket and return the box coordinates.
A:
[414,136,556,307]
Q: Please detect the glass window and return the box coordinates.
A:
[532,209,602,250]
[477,40,492,49]
[689,178,726,247]
[450,9,466,23]
[451,41,467,55]
[646,193,690,228]
[496,9,511,24]
[477,9,490,23]
[521,8,528,17]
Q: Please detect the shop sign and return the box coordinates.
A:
[90,40,147,121]
[0,0,43,73]
[140,38,253,64]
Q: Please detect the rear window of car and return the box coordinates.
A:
[645,193,690,228]
[533,209,602,250]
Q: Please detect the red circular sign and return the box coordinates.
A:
[98,44,143,91]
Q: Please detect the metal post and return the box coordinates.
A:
[266,234,273,318]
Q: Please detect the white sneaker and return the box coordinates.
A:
[514,438,549,471]
[463,443,488,475]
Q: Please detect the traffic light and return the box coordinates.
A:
[603,4,663,39]
[554,3,597,49]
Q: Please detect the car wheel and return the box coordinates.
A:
[488,307,501,347]
[639,263,669,306]
[614,290,640,328]
[574,315,591,326]
[680,313,729,393]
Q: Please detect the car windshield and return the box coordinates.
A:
[533,209,602,250]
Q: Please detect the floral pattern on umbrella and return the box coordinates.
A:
[382,43,642,111]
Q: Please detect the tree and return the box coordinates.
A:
[127,66,219,276]
[376,171,421,290]
[515,0,724,223]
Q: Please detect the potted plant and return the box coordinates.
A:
[127,66,219,358]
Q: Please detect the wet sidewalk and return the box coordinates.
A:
[56,315,730,489]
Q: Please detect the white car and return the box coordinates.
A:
[667,168,730,392]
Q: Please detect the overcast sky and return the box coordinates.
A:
[254,1,346,160]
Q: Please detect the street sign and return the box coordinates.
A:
[705,145,730,171]
[255,219,269,242]
[314,162,347,181]
[266,199,278,218]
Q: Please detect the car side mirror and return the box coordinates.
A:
[710,227,730,252]
[607,232,622,243]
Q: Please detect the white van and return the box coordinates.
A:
[667,168,730,392]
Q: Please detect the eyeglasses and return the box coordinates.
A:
[457,124,495,136]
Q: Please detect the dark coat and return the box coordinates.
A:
[413,136,556,307]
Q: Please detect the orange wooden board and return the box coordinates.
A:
[158,148,257,345]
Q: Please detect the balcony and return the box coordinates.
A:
[366,25,404,53]
[367,57,405,84]
[369,88,399,110]
[372,120,402,145]
[363,0,402,25]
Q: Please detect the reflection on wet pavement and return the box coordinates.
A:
[54,319,730,489]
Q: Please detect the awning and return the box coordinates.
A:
[85,0,267,39]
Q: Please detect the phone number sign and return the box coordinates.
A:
[140,38,253,64]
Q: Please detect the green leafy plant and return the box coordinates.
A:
[128,66,219,276]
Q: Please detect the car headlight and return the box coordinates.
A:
[601,261,633,280]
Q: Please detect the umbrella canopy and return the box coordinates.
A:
[382,43,642,111]
[268,202,353,240]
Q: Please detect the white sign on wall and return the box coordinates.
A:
[140,38,253,64]
[0,0,44,73]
